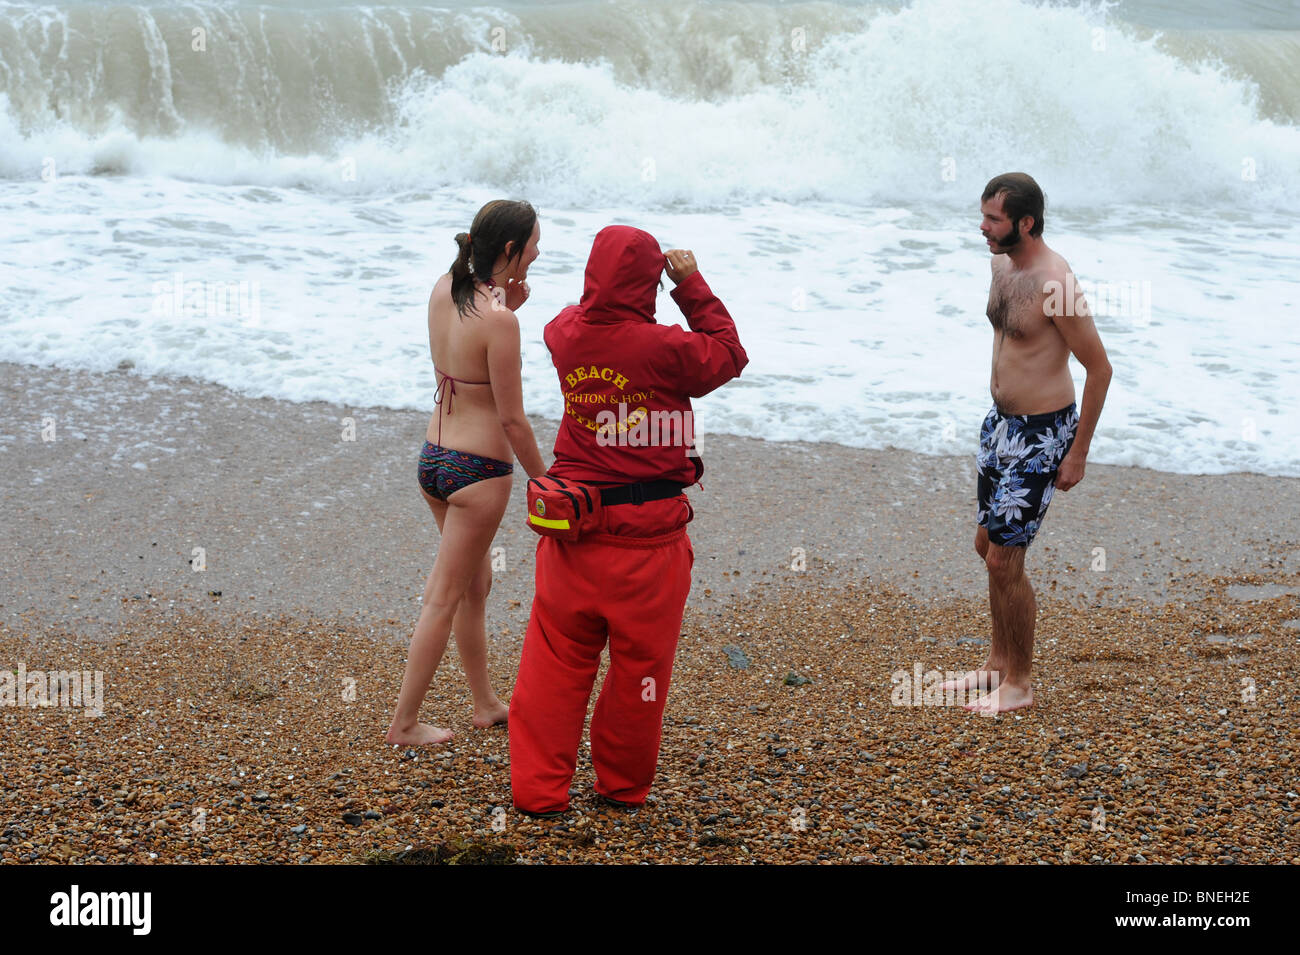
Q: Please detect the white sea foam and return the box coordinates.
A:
[1,0,1297,475]
[3,0,1298,207]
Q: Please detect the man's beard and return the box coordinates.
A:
[990,222,1020,250]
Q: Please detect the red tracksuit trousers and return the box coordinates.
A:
[509,523,694,814]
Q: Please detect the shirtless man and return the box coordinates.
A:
[944,172,1112,714]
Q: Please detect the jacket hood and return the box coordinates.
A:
[579,225,663,324]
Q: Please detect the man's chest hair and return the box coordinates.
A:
[987,268,1046,339]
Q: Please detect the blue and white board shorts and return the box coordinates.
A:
[976,403,1079,547]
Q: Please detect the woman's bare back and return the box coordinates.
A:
[425,274,511,460]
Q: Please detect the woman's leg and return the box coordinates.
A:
[451,551,511,727]
[423,496,508,726]
[386,474,512,745]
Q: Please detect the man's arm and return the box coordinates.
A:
[1050,268,1112,491]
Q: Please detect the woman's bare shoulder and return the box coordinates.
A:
[428,274,457,320]
[482,300,521,333]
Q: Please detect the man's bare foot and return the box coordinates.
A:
[938,666,1003,696]
[385,722,454,745]
[964,682,1033,715]
[472,701,509,729]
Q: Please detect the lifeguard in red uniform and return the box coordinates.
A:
[508,225,748,816]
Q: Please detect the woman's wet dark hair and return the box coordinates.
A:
[449,199,538,319]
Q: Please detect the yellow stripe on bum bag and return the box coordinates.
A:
[529,513,571,530]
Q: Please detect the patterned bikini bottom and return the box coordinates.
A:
[417,442,513,501]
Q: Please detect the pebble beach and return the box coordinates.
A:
[3,361,1299,864]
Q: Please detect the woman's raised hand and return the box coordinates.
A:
[503,277,530,311]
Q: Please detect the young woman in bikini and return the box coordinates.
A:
[386,199,548,746]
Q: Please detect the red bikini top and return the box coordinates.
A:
[433,368,490,444]
[431,277,498,443]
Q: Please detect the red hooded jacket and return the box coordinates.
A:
[544,226,748,489]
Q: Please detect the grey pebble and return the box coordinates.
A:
[722,645,751,669]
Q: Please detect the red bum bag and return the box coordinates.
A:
[525,475,602,542]
[525,475,690,542]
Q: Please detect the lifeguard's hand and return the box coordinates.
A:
[664,249,698,285]
[503,277,530,311]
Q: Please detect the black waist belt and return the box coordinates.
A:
[598,480,689,506]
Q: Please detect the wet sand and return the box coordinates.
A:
[2,361,1298,863]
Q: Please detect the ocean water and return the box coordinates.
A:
[1,0,1297,475]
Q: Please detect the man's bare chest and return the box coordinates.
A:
[986,271,1045,340]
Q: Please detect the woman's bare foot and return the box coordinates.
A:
[385,721,454,745]
[472,700,509,728]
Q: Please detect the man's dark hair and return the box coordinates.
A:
[449,199,538,319]
[982,172,1045,238]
